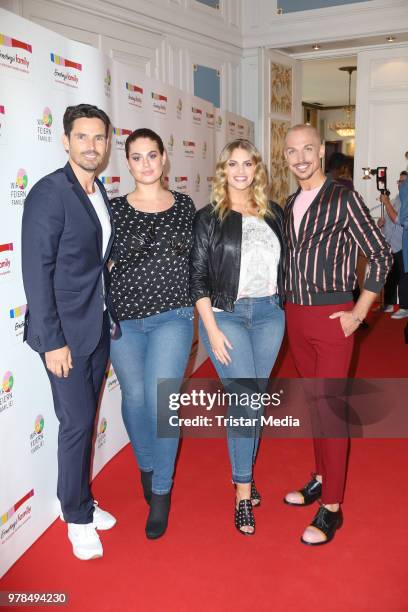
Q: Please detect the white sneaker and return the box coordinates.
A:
[383,304,394,313]
[67,523,103,560]
[391,308,408,319]
[60,501,116,531]
[92,501,116,530]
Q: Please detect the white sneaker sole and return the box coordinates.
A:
[72,549,103,561]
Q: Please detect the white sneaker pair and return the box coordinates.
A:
[62,502,116,560]
[391,308,408,319]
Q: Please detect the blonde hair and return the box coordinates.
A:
[210,139,271,222]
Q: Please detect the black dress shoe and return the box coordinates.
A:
[235,499,255,536]
[140,470,153,505]
[145,492,171,539]
[301,505,343,546]
[284,474,322,506]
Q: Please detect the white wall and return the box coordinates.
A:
[354,44,408,214]
[0,0,243,113]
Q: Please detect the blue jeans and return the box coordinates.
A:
[199,295,285,484]
[110,307,194,494]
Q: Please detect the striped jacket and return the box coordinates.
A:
[284,176,392,306]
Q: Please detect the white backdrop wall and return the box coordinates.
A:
[0,8,253,577]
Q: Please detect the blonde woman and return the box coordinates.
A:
[190,139,285,535]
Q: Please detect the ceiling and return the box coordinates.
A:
[302,57,357,106]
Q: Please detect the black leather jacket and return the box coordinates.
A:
[190,201,285,312]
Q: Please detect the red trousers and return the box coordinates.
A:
[285,301,354,504]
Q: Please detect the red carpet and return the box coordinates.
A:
[2,310,408,611]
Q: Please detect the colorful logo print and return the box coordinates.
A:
[151,92,167,102]
[175,176,188,183]
[0,243,13,254]
[16,168,27,190]
[126,82,143,93]
[99,417,107,434]
[42,107,52,127]
[0,33,32,53]
[192,107,202,115]
[50,53,82,71]
[2,371,14,393]
[113,127,132,136]
[0,106,4,115]
[101,177,120,185]
[183,141,195,147]
[105,69,111,87]
[9,303,27,319]
[35,415,44,434]
[1,489,34,526]
[177,99,182,113]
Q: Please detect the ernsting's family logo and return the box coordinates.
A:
[151,91,167,114]
[113,127,132,151]
[0,371,14,415]
[36,107,53,143]
[0,32,32,74]
[100,176,120,198]
[183,140,195,158]
[9,303,27,338]
[126,82,143,108]
[0,243,13,278]
[0,489,34,544]
[192,106,202,125]
[105,365,119,391]
[50,52,82,88]
[10,168,28,206]
[174,176,188,193]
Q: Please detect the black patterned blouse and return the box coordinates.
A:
[109,191,195,320]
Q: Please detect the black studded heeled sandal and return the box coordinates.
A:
[283,473,322,506]
[300,506,343,546]
[251,479,261,507]
[235,499,255,536]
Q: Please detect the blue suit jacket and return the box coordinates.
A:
[398,178,408,272]
[21,162,115,356]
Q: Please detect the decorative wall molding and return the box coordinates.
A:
[241,0,408,49]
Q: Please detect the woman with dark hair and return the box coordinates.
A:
[109,128,195,539]
[190,139,285,535]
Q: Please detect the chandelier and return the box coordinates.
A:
[329,66,356,138]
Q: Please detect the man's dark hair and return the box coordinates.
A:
[327,152,348,172]
[125,128,164,159]
[63,104,111,138]
[400,171,408,177]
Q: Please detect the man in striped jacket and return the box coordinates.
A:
[282,124,391,546]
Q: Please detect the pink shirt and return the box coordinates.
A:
[293,186,321,238]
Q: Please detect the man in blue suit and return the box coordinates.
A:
[22,104,116,560]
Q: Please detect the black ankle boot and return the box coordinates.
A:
[140,470,153,505]
[145,492,171,539]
